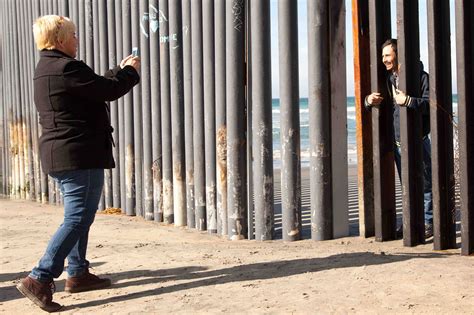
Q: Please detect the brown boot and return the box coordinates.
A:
[65,271,111,293]
[16,276,62,313]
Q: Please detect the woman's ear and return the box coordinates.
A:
[56,40,64,50]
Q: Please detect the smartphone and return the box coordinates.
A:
[132,47,139,57]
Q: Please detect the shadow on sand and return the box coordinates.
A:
[51,251,451,310]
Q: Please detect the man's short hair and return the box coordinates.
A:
[33,15,75,51]
[382,38,397,55]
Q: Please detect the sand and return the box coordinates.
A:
[1,198,473,314]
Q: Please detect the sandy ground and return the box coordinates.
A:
[1,198,473,314]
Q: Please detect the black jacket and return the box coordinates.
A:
[34,50,140,174]
[387,66,430,141]
[365,63,430,142]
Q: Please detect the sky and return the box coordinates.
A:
[269,0,458,97]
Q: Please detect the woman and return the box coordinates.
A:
[16,15,140,312]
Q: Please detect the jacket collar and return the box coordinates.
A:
[40,49,74,59]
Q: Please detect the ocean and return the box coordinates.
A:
[271,95,459,167]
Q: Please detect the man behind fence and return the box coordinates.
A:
[364,38,433,240]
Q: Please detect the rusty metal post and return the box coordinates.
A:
[131,0,143,217]
[12,0,23,200]
[37,0,50,204]
[169,0,186,226]
[245,0,254,240]
[31,0,42,202]
[368,0,395,241]
[308,0,332,240]
[427,0,456,250]
[0,0,5,196]
[140,0,154,221]
[97,0,111,210]
[149,0,163,222]
[215,0,227,236]
[352,0,374,237]
[107,0,120,209]
[19,0,34,201]
[92,0,99,74]
[455,0,474,256]
[123,0,136,216]
[160,0,174,224]
[59,0,68,15]
[192,0,206,230]
[278,0,302,242]
[250,0,273,241]
[182,0,195,228]
[226,0,247,240]
[397,0,425,246]
[78,0,85,61]
[329,0,348,238]
[26,0,36,202]
[114,0,126,211]
[203,0,217,233]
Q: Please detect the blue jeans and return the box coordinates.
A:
[394,137,433,225]
[30,169,104,282]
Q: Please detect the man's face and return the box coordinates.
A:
[382,45,397,72]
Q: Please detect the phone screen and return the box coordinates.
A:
[132,47,139,57]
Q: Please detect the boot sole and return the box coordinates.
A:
[16,282,63,313]
[65,279,112,293]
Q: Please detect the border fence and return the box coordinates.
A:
[0,0,472,255]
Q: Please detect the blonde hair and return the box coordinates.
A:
[33,15,76,50]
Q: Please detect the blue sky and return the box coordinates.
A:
[270,0,457,97]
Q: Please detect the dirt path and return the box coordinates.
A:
[1,199,473,314]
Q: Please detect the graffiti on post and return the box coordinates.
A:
[141,4,184,50]
[232,0,244,32]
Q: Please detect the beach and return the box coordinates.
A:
[1,164,472,314]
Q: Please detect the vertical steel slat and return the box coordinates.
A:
[215,0,227,236]
[278,0,302,242]
[78,0,85,61]
[226,0,247,240]
[98,0,111,210]
[11,0,22,200]
[251,0,274,240]
[455,0,474,256]
[397,0,425,246]
[160,0,174,224]
[123,0,136,216]
[368,0,395,241]
[308,0,333,240]
[115,0,126,211]
[131,0,143,217]
[140,0,154,221]
[192,0,206,230]
[149,0,163,222]
[107,0,120,209]
[329,0,349,238]
[245,0,254,240]
[24,0,35,201]
[19,0,32,201]
[182,0,195,228]
[352,0,374,238]
[203,0,217,233]
[169,0,186,226]
[427,0,456,250]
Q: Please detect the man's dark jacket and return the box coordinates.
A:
[34,49,140,174]
[365,63,430,142]
[387,64,430,142]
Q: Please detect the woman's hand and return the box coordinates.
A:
[120,55,141,71]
